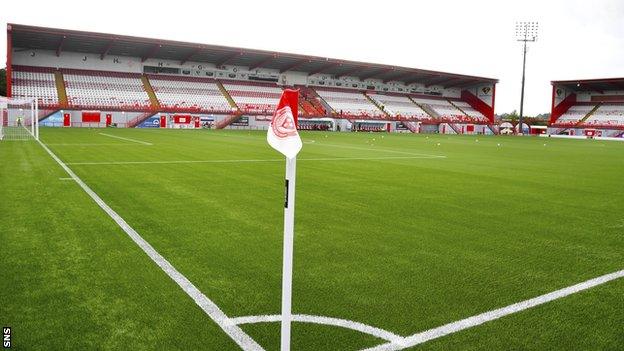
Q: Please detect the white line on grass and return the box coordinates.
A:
[99,133,153,145]
[314,142,446,158]
[65,155,445,166]
[232,314,405,346]
[46,143,152,146]
[362,268,624,351]
[37,140,264,351]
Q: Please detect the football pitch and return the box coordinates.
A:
[1,128,623,350]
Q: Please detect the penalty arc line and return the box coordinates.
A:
[37,140,264,351]
[99,132,153,145]
[362,268,624,351]
[65,155,446,166]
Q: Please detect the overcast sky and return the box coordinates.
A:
[2,0,624,115]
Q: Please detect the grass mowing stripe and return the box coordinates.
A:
[65,155,445,166]
[37,140,264,351]
[363,268,624,351]
[99,132,153,145]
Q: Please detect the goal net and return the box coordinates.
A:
[0,97,39,141]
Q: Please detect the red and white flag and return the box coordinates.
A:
[267,90,302,159]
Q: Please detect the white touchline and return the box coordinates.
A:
[38,140,264,351]
[361,268,624,351]
[99,133,153,145]
[65,155,446,166]
[232,314,406,346]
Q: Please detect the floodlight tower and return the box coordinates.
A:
[515,21,539,135]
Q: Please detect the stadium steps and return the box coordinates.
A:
[486,124,499,135]
[296,88,323,116]
[215,80,241,111]
[447,99,473,119]
[363,93,390,118]
[54,70,68,108]
[304,87,334,116]
[408,96,439,118]
[575,103,602,126]
[141,75,161,110]
[300,100,319,116]
[440,123,457,134]
[404,121,419,133]
[449,123,462,134]
[128,111,156,128]
[214,111,244,129]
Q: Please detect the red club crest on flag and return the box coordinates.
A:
[272,106,298,139]
[267,89,302,159]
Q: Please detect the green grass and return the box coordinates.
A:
[1,128,623,350]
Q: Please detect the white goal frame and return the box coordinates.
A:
[0,97,39,141]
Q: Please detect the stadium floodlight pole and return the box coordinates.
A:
[515,21,538,135]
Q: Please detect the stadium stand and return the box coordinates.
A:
[298,87,327,117]
[11,66,59,108]
[62,69,151,111]
[148,74,232,113]
[366,93,429,120]
[315,88,386,119]
[7,24,498,131]
[411,97,470,122]
[584,104,624,127]
[453,101,488,121]
[550,79,624,135]
[552,105,596,125]
[220,80,283,115]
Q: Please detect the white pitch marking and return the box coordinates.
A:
[58,177,75,181]
[65,155,445,166]
[99,133,153,145]
[362,268,624,351]
[315,142,446,158]
[37,140,264,351]
[231,314,405,345]
[46,143,152,146]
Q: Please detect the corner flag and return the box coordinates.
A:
[267,90,302,159]
[267,89,301,351]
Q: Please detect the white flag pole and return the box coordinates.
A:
[280,156,297,351]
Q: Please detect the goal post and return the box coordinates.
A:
[0,97,39,141]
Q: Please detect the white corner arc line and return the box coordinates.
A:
[99,132,153,145]
[38,140,263,351]
[362,269,624,351]
[231,314,405,345]
[65,155,445,166]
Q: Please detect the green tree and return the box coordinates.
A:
[0,68,6,97]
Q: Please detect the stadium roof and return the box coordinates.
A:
[8,23,497,89]
[552,77,624,93]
